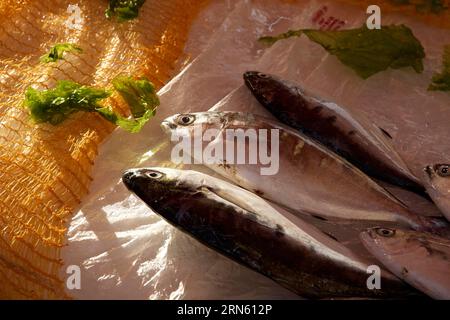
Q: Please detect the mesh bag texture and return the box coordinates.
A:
[0,0,207,299]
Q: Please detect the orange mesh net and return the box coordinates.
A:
[0,0,207,299]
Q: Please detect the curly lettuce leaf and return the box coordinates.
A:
[105,0,146,22]
[40,43,82,63]
[259,25,425,79]
[112,75,159,118]
[24,81,111,125]
[429,45,450,91]
[24,76,159,133]
[97,75,159,132]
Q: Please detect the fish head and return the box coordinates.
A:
[161,111,253,138]
[360,227,421,256]
[243,71,283,106]
[122,167,195,213]
[423,164,450,220]
[122,167,226,226]
[123,167,179,195]
[360,227,450,298]
[162,112,223,136]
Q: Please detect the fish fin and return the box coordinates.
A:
[199,185,283,229]
[378,185,412,209]
[378,126,393,140]
[200,185,268,216]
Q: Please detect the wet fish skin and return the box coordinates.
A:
[243,71,425,196]
[161,111,445,233]
[122,167,420,299]
[360,227,450,299]
[423,164,450,222]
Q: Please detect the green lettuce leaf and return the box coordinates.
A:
[112,75,159,118]
[259,25,425,79]
[40,43,82,63]
[24,81,111,125]
[429,45,450,91]
[97,75,160,132]
[24,76,159,133]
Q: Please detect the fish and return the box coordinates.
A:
[161,111,446,233]
[423,164,450,222]
[122,167,420,299]
[360,227,450,299]
[243,71,426,197]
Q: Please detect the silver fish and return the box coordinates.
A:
[161,111,444,232]
[122,167,418,299]
[360,227,450,299]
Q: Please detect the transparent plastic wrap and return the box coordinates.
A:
[60,0,450,299]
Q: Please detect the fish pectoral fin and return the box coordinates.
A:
[200,185,267,216]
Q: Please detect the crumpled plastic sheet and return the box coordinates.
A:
[62,0,450,299]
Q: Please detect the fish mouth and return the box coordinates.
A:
[122,169,138,191]
[243,71,261,91]
[424,165,434,178]
[243,71,259,80]
[359,228,392,256]
[359,230,378,254]
[161,120,176,133]
[360,228,377,241]
[422,165,437,185]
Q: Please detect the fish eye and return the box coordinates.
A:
[375,228,396,238]
[177,114,195,126]
[257,72,269,79]
[144,170,164,179]
[436,164,450,177]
